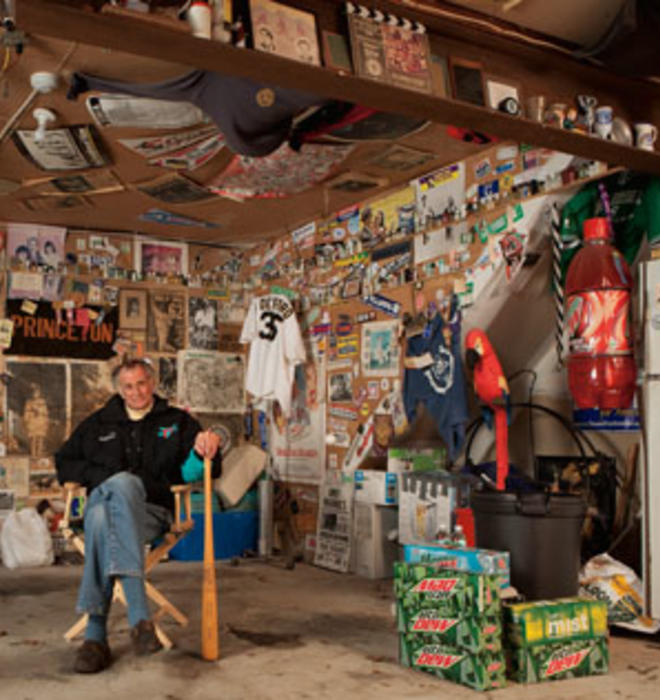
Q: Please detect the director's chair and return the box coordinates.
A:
[59,481,194,650]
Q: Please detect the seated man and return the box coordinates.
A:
[55,356,222,674]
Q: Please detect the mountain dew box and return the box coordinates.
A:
[397,606,502,653]
[399,637,506,691]
[403,543,510,588]
[394,561,501,616]
[507,637,609,683]
[504,598,608,646]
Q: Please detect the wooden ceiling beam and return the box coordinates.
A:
[15,0,660,176]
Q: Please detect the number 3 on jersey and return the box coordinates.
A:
[259,311,284,341]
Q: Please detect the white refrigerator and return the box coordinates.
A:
[640,258,660,616]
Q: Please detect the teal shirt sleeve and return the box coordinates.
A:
[181,449,204,483]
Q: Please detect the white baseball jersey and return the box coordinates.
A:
[240,294,306,417]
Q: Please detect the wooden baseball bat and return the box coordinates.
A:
[201,456,219,661]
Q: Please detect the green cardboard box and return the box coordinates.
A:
[397,606,502,653]
[504,597,608,646]
[394,561,501,617]
[399,637,506,691]
[507,637,609,683]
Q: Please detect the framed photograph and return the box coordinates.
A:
[484,76,522,111]
[147,292,185,352]
[249,0,321,66]
[322,30,352,73]
[361,320,401,377]
[135,239,189,277]
[119,289,147,329]
[430,53,450,98]
[328,371,353,403]
[325,171,388,195]
[449,58,486,106]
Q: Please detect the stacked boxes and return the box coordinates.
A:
[503,598,609,683]
[394,561,506,691]
[403,543,511,589]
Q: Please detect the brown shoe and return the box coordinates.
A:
[74,639,112,674]
[130,619,163,656]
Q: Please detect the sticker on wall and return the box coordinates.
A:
[329,405,359,421]
[380,377,390,392]
[328,371,353,403]
[337,334,359,358]
[367,380,380,400]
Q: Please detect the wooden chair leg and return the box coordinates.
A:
[144,580,189,627]
[153,621,173,650]
[64,613,88,642]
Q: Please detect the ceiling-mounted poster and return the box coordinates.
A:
[12,124,108,171]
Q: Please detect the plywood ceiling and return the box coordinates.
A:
[0,28,490,250]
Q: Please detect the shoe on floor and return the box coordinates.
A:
[74,639,112,674]
[130,619,163,656]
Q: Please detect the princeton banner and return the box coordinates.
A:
[4,300,118,359]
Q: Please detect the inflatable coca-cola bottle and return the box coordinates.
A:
[565,217,636,409]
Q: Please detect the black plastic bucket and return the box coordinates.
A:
[471,490,586,600]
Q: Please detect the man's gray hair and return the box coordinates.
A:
[111,355,155,386]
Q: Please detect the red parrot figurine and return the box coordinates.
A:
[465,328,510,491]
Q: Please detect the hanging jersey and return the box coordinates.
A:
[240,294,306,417]
[403,303,468,460]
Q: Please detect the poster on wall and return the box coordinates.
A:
[177,350,244,413]
[147,292,185,353]
[313,479,353,573]
[7,222,66,268]
[135,239,189,276]
[0,456,30,498]
[414,162,465,231]
[414,221,468,264]
[156,356,177,400]
[188,297,219,350]
[70,361,115,430]
[5,361,67,458]
[5,301,118,359]
[270,361,325,483]
[360,320,401,377]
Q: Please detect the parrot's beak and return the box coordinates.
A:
[465,348,481,370]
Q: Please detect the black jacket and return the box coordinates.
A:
[55,394,222,512]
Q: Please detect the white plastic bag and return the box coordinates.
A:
[579,552,660,634]
[0,507,54,569]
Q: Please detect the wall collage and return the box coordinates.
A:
[0,137,606,531]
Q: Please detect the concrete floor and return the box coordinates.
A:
[0,559,659,699]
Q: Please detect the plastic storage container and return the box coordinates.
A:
[565,216,636,409]
[169,511,258,561]
[471,490,586,600]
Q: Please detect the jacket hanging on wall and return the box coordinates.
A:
[67,68,330,157]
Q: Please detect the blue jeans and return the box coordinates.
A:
[76,472,171,616]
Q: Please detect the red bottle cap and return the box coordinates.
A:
[583,217,610,241]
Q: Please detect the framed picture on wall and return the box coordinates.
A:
[322,30,353,73]
[134,239,188,277]
[449,58,486,106]
[430,53,450,98]
[249,0,321,66]
[119,288,147,329]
